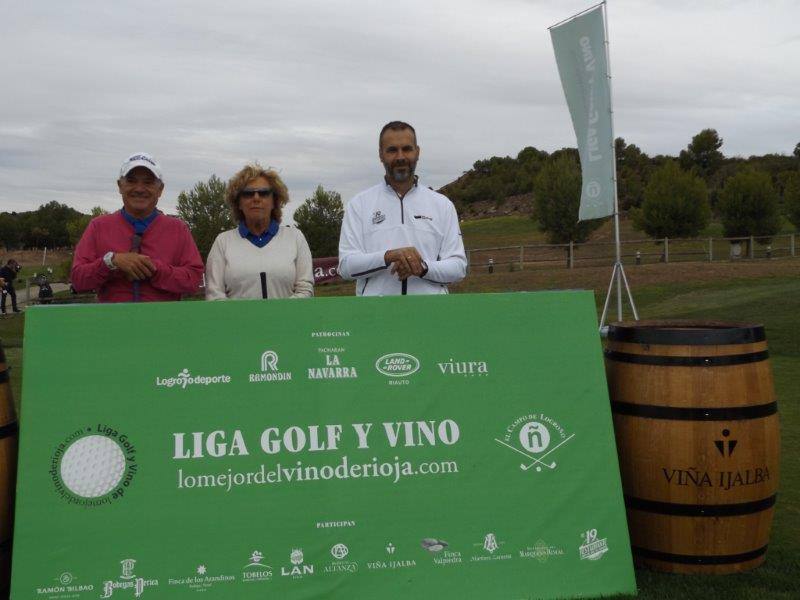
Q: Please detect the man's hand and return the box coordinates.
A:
[112,253,157,280]
[384,247,425,280]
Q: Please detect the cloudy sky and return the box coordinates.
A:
[1,0,798,218]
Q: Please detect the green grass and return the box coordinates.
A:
[461,215,546,248]
[15,259,71,285]
[1,275,798,599]
[0,314,24,347]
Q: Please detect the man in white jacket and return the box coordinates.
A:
[338,121,467,296]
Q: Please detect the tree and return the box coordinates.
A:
[29,226,50,248]
[1,208,52,249]
[633,161,710,239]
[0,213,22,249]
[293,185,344,257]
[20,201,83,247]
[67,207,108,246]
[176,175,232,259]
[461,178,503,204]
[616,166,645,211]
[679,128,724,178]
[615,138,649,171]
[514,146,549,195]
[784,172,800,231]
[707,158,745,208]
[517,146,549,165]
[794,142,800,160]
[532,154,603,244]
[718,169,781,242]
[549,147,580,164]
[615,138,651,210]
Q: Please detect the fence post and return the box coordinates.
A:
[708,237,713,262]
[569,241,574,269]
[791,234,795,257]
[519,245,524,271]
[664,238,669,263]
[749,235,755,259]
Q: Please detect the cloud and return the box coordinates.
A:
[1,0,798,216]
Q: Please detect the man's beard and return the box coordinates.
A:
[386,160,417,183]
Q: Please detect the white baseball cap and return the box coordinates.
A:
[119,152,163,180]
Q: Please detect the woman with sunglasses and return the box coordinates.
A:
[205,163,313,299]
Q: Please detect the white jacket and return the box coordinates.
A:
[338,181,467,296]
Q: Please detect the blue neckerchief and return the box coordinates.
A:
[120,209,159,303]
[238,220,279,248]
[121,209,160,235]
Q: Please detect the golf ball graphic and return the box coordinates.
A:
[60,435,126,498]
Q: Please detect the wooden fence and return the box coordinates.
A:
[467,233,798,273]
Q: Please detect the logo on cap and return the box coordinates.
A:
[127,154,156,166]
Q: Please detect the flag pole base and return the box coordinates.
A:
[599,261,638,334]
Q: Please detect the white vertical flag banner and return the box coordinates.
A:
[550,3,615,221]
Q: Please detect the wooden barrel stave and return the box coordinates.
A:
[626,511,774,573]
[0,343,18,595]
[613,416,780,502]
[605,321,780,574]
[607,342,775,408]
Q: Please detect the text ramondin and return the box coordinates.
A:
[173,420,460,459]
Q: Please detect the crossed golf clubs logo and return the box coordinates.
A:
[494,420,575,473]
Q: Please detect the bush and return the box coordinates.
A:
[533,155,603,244]
[784,172,800,231]
[176,175,233,260]
[718,169,781,239]
[294,186,344,258]
[634,161,710,238]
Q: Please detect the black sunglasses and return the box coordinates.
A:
[239,188,273,200]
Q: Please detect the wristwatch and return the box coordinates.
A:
[103,251,118,270]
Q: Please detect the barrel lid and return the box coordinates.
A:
[607,320,766,345]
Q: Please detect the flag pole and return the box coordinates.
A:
[547,1,605,30]
[599,0,637,330]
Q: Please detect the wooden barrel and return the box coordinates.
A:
[605,321,780,574]
[0,342,18,594]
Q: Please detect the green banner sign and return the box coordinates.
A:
[550,4,616,221]
[12,292,635,599]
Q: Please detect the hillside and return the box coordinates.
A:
[439,135,799,235]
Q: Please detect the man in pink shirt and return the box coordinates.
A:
[71,153,204,302]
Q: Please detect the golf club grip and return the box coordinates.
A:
[260,272,268,299]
